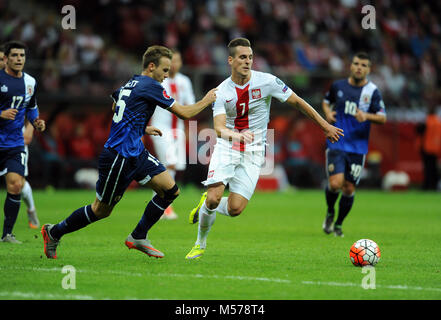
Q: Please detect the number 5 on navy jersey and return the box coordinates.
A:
[113,89,132,123]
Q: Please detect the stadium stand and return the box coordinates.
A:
[1,0,440,188]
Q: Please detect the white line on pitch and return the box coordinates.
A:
[3,266,441,293]
[301,281,441,293]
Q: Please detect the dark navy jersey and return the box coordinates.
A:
[323,79,386,155]
[105,75,176,157]
[0,69,39,148]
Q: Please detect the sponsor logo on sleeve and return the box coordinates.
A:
[163,89,171,99]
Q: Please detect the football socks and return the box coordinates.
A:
[21,180,36,212]
[131,194,172,240]
[2,193,21,238]
[325,186,340,216]
[195,201,216,249]
[50,205,99,240]
[215,197,231,216]
[335,194,354,226]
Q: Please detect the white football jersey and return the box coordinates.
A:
[212,70,293,151]
[150,72,195,134]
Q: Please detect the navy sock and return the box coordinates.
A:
[335,194,354,226]
[2,193,21,238]
[325,186,340,216]
[50,205,99,240]
[131,195,173,240]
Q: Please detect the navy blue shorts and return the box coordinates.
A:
[96,147,166,206]
[0,146,26,177]
[325,149,366,185]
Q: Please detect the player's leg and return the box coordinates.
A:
[186,183,224,259]
[127,151,178,258]
[160,165,178,220]
[152,133,179,220]
[131,170,178,239]
[323,149,345,234]
[21,146,40,228]
[216,192,249,217]
[334,180,356,237]
[42,198,112,258]
[1,147,27,243]
[127,171,177,258]
[333,152,364,237]
[22,180,39,229]
[2,172,24,243]
[41,147,125,258]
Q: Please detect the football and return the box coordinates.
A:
[349,239,381,267]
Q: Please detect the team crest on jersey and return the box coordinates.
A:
[163,89,171,99]
[362,94,371,104]
[328,163,335,173]
[1,85,7,92]
[208,170,214,178]
[251,88,261,99]
[27,85,33,96]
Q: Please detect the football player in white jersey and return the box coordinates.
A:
[185,38,344,259]
[22,121,40,229]
[149,50,195,220]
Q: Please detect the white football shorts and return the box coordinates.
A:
[151,129,186,171]
[202,141,265,200]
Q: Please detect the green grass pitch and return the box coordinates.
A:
[0,186,440,300]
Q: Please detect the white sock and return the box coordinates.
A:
[215,197,231,216]
[21,180,35,212]
[196,201,216,249]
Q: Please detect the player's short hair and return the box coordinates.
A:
[142,45,173,70]
[171,48,181,55]
[353,52,371,65]
[0,44,5,54]
[3,40,27,56]
[228,38,251,57]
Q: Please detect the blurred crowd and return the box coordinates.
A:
[1,0,440,188]
[1,0,441,108]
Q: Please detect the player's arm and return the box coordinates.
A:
[322,101,336,123]
[145,126,162,136]
[355,90,387,124]
[23,120,35,145]
[286,92,344,143]
[168,88,217,120]
[213,114,254,143]
[0,108,18,120]
[354,110,386,124]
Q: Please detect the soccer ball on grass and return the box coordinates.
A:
[349,239,381,267]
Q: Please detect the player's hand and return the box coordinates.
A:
[325,124,344,143]
[325,110,337,123]
[239,130,254,144]
[33,118,46,132]
[145,126,162,136]
[0,108,19,120]
[203,88,218,105]
[354,109,367,122]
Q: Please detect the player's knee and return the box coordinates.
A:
[163,184,179,203]
[7,180,24,194]
[206,193,221,210]
[329,180,342,191]
[92,200,113,219]
[228,204,244,217]
[342,184,355,196]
